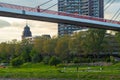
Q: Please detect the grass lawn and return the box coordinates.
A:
[0,62,120,80]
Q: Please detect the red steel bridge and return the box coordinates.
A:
[0,2,120,31]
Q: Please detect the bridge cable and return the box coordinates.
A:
[104,0,115,11]
[111,8,120,20]
[104,0,112,7]
[40,1,77,13]
[28,0,54,11]
[113,12,120,21]
[40,3,58,12]
[36,0,54,7]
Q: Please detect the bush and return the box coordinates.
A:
[57,64,66,67]
[110,56,115,63]
[106,57,110,62]
[73,57,92,63]
[73,58,80,63]
[30,49,42,63]
[31,53,42,63]
[21,51,31,63]
[43,56,50,64]
[49,56,61,66]
[1,60,9,63]
[10,57,23,67]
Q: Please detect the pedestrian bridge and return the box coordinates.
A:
[0,2,120,31]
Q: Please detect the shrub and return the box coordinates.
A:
[57,64,66,67]
[49,56,61,66]
[21,51,31,63]
[10,57,23,67]
[110,56,115,63]
[30,49,42,63]
[106,57,110,62]
[73,58,80,63]
[43,56,50,64]
[31,53,42,63]
[73,57,93,63]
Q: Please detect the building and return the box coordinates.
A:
[80,0,104,18]
[22,24,32,40]
[58,0,104,36]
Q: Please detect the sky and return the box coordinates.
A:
[0,0,119,42]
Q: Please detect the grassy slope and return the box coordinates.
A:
[0,63,120,79]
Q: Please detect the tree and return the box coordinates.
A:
[21,39,33,54]
[5,41,16,60]
[69,32,85,56]
[0,42,15,62]
[83,29,106,57]
[14,43,23,57]
[55,35,70,60]
[115,32,120,45]
[18,39,33,63]
[33,37,45,55]
[43,38,57,56]
[21,51,31,63]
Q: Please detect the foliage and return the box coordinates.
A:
[73,57,91,63]
[69,32,84,55]
[30,49,42,63]
[73,57,80,63]
[10,57,23,67]
[21,51,31,63]
[0,30,119,65]
[43,39,57,56]
[115,32,120,44]
[49,56,61,66]
[106,57,110,62]
[57,63,67,67]
[55,35,70,60]
[33,38,44,54]
[110,56,115,63]
[43,56,50,64]
[31,53,42,63]
[83,29,106,57]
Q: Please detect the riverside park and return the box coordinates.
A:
[0,0,120,80]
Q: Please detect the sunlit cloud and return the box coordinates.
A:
[0,27,22,42]
[0,19,11,27]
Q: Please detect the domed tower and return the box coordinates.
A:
[22,24,32,40]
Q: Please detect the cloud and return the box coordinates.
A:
[0,26,23,42]
[11,21,25,28]
[0,19,11,27]
[10,19,57,28]
[9,19,57,38]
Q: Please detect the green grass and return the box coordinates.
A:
[0,62,120,79]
